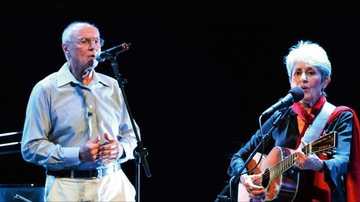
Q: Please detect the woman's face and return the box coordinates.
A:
[290,61,330,107]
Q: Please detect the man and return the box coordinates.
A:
[21,21,138,201]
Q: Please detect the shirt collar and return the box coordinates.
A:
[56,62,110,87]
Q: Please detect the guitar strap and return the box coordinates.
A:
[299,102,336,148]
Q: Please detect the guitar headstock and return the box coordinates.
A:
[304,131,337,154]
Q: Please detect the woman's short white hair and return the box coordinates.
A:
[284,40,332,82]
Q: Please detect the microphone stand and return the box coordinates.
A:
[108,55,151,202]
[215,108,291,202]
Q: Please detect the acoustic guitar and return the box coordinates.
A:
[237,131,337,202]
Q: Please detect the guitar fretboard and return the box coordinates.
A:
[267,132,336,182]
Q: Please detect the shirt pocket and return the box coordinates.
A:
[53,105,86,134]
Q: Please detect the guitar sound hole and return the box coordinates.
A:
[262,169,270,188]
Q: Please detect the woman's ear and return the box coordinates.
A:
[289,78,296,88]
[322,76,331,89]
[322,76,331,90]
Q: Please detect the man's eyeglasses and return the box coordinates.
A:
[69,37,105,47]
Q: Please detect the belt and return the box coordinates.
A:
[46,162,121,179]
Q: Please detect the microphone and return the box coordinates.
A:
[261,86,304,116]
[95,42,131,62]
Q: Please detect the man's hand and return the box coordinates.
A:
[79,136,101,162]
[98,132,124,164]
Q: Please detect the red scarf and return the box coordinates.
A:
[292,96,327,147]
[292,96,327,124]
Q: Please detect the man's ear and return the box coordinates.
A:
[62,44,69,54]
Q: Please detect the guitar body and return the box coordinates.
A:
[238,147,299,202]
[237,131,337,202]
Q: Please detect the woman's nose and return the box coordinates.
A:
[301,72,307,81]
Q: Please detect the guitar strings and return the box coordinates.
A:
[261,132,335,179]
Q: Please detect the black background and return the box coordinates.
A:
[1,3,359,202]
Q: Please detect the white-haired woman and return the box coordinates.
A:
[228,40,360,202]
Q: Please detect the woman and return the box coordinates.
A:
[228,40,360,201]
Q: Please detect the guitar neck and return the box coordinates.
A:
[269,152,297,182]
